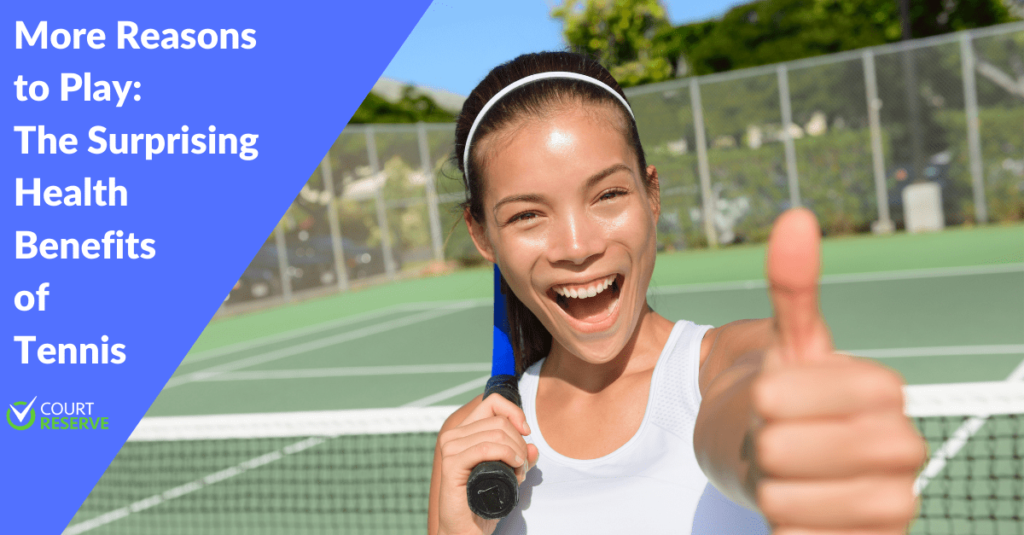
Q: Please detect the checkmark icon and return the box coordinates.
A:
[7,397,38,430]
[10,396,37,423]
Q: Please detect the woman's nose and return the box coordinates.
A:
[546,211,605,266]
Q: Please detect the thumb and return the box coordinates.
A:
[765,208,830,364]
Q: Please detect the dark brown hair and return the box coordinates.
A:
[454,51,653,374]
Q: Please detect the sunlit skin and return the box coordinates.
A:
[427,101,925,535]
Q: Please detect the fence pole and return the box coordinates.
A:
[274,223,292,301]
[365,127,397,278]
[899,44,927,184]
[320,152,350,291]
[689,77,718,248]
[960,32,988,224]
[863,50,894,234]
[777,64,802,208]
[418,123,445,263]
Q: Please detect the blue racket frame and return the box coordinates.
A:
[492,264,516,376]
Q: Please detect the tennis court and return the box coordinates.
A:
[67,224,1024,534]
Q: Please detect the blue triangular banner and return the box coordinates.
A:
[1,2,434,533]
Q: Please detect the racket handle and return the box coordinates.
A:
[466,374,522,519]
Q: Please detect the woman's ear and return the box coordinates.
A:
[465,208,497,264]
[646,165,661,221]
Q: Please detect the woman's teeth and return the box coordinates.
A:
[553,275,617,300]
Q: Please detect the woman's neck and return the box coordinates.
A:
[543,304,675,393]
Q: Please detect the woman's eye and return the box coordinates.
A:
[599,189,627,201]
[507,212,537,225]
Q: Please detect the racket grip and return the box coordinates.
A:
[466,374,522,520]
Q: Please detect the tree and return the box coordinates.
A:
[349,85,456,124]
[651,19,717,78]
[553,0,1016,81]
[668,0,1016,76]
[552,0,674,87]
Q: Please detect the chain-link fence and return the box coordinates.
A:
[222,22,1024,311]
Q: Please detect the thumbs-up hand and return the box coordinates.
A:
[753,209,926,533]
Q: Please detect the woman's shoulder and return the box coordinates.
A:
[696,318,772,394]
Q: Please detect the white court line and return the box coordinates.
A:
[650,263,1024,295]
[1008,355,1024,382]
[182,303,430,365]
[846,344,1024,359]
[165,303,479,389]
[193,363,491,382]
[183,299,488,366]
[913,356,1024,495]
[912,415,989,495]
[402,375,491,408]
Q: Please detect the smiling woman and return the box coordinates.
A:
[427,52,925,535]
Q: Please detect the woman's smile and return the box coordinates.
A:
[548,273,624,333]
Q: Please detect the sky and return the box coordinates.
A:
[381,0,749,97]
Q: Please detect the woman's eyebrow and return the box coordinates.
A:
[582,163,633,191]
[492,193,544,218]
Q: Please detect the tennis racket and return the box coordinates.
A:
[465,265,520,519]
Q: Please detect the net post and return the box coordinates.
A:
[959,31,987,225]
[418,122,445,263]
[320,151,350,291]
[689,77,718,248]
[863,49,894,234]
[777,64,801,209]
[365,127,397,278]
[274,222,292,301]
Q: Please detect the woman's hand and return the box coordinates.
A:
[432,393,539,535]
[753,209,927,534]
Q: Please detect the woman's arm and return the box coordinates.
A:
[692,210,925,532]
[694,319,770,510]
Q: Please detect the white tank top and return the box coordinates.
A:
[494,320,770,535]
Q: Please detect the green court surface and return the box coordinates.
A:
[68,224,1024,535]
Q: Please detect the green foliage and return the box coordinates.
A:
[651,20,716,77]
[902,0,1015,37]
[552,0,674,87]
[646,124,889,246]
[556,0,1017,81]
[643,105,1024,249]
[380,157,430,252]
[438,201,483,266]
[681,0,1015,76]
[349,86,456,124]
[435,160,484,266]
[935,106,1024,223]
[794,129,883,234]
[682,0,901,75]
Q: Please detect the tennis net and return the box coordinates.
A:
[65,382,1023,535]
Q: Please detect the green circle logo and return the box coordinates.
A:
[7,401,36,431]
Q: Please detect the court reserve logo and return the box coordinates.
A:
[5,397,109,431]
[7,396,37,430]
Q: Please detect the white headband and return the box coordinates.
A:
[462,71,635,176]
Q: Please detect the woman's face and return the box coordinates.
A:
[468,103,660,364]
